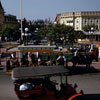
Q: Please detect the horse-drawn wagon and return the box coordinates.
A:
[7,45,70,72]
[71,52,98,68]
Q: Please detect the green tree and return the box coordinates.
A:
[0,24,20,41]
[38,24,78,45]
[38,24,86,45]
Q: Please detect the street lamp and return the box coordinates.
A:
[25,28,29,44]
[60,37,64,47]
[89,27,94,51]
[25,27,29,32]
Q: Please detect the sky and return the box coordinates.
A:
[1,0,100,21]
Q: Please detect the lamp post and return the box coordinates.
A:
[89,27,94,52]
[25,28,29,44]
[60,37,64,47]
[20,0,23,40]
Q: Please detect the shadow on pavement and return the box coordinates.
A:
[70,94,100,100]
[68,66,100,75]
[82,94,100,100]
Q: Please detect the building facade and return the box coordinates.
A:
[54,11,100,31]
[5,14,18,24]
[0,1,18,25]
[0,1,5,25]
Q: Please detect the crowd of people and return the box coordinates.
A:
[6,53,67,72]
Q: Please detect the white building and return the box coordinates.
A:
[54,11,100,41]
[54,11,100,31]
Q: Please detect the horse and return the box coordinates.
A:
[71,53,98,68]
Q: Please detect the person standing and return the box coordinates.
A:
[6,59,11,71]
[74,49,79,56]
[0,58,1,66]
[0,36,1,42]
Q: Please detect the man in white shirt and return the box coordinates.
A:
[57,53,66,66]
[74,50,78,56]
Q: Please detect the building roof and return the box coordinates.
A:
[0,1,4,12]
[56,11,100,17]
[5,14,16,17]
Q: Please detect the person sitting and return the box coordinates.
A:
[46,56,52,66]
[56,53,66,66]
[38,55,41,66]
[21,55,29,66]
[30,54,35,64]
[19,83,33,91]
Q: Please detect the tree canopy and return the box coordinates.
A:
[0,24,20,41]
[38,24,86,45]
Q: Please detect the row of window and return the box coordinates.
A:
[5,17,17,22]
[61,18,100,23]
[66,20,73,23]
[83,19,100,23]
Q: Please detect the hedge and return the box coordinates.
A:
[40,53,73,61]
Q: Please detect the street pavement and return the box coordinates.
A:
[68,73,100,100]
[0,63,100,100]
[0,70,18,100]
[0,53,100,100]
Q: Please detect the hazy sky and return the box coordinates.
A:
[1,0,100,21]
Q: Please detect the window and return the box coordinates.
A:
[97,20,98,23]
[76,20,79,23]
[67,20,73,23]
[85,20,87,23]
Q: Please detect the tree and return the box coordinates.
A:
[0,24,20,41]
[38,24,86,45]
[38,24,79,45]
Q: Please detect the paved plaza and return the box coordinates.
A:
[0,62,100,100]
[0,47,100,100]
